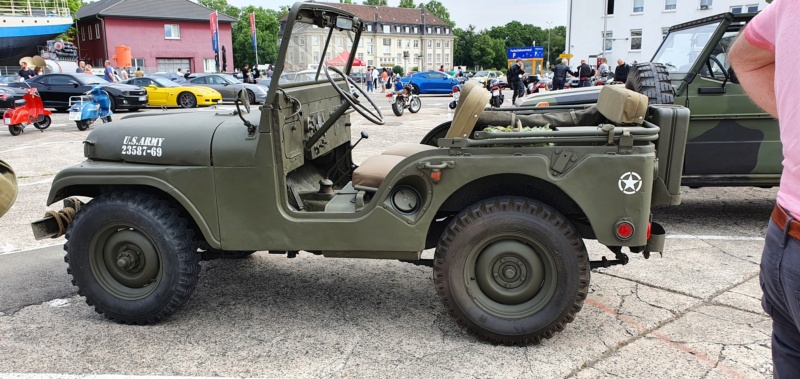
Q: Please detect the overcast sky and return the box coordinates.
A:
[223,0,569,31]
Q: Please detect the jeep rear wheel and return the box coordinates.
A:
[64,191,200,324]
[625,62,674,104]
[433,197,590,345]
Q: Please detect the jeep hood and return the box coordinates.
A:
[83,112,224,166]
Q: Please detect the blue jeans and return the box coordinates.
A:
[761,217,800,378]
[366,80,373,92]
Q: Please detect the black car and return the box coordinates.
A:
[7,73,148,112]
[0,86,26,111]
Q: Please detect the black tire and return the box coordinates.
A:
[433,197,590,345]
[246,90,256,105]
[392,101,405,116]
[64,191,200,324]
[178,92,197,108]
[33,115,51,130]
[409,96,421,113]
[625,62,674,104]
[449,101,457,110]
[76,120,90,131]
[200,249,256,261]
[102,116,112,123]
[129,107,142,112]
[104,91,117,112]
[420,121,451,146]
[8,125,22,136]
[54,107,68,113]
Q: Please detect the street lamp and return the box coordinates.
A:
[546,21,553,68]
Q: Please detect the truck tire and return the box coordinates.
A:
[433,196,590,345]
[625,62,674,104]
[64,191,200,324]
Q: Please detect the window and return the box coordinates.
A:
[445,28,449,34]
[665,0,676,10]
[383,38,391,54]
[427,40,432,48]
[367,24,373,32]
[413,40,419,48]
[633,0,644,13]
[630,30,642,50]
[603,31,613,51]
[299,36,306,46]
[368,60,373,66]
[397,39,402,47]
[700,0,712,9]
[164,24,180,39]
[397,53,402,62]
[405,40,410,48]
[358,53,364,61]
[88,25,92,40]
[445,54,450,64]
[383,38,391,46]
[414,26,418,33]
[426,27,431,34]
[404,26,409,33]
[383,25,391,33]
[396,26,401,33]
[436,53,441,63]
[131,58,145,70]
[445,41,450,48]
[313,36,319,46]
[606,0,614,15]
[80,27,85,41]
[335,37,342,46]
[413,54,419,63]
[95,24,100,39]
[203,59,216,73]
[436,40,441,48]
[427,53,432,63]
[747,4,759,12]
[313,51,319,62]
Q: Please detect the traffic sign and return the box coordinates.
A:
[559,53,574,59]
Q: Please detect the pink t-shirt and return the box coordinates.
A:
[745,0,800,215]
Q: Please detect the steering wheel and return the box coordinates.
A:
[323,65,384,125]
[707,55,730,81]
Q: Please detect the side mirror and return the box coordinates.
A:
[70,81,80,87]
[223,82,229,86]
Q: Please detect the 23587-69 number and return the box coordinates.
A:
[122,145,162,157]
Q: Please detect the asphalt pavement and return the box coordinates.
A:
[0,90,777,378]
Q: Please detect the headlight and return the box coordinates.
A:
[121,91,129,96]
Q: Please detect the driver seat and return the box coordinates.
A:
[352,81,491,189]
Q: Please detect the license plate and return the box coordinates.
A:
[139,96,147,101]
[390,96,396,104]
[492,90,499,96]
[69,112,81,121]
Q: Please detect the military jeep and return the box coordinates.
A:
[32,2,688,345]
[514,12,780,188]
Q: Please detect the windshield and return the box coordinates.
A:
[652,22,720,75]
[151,77,179,87]
[282,20,354,84]
[474,71,489,77]
[219,74,241,84]
[76,74,109,85]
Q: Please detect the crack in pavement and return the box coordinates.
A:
[0,291,79,316]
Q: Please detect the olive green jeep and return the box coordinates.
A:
[512,12,780,188]
[31,2,689,345]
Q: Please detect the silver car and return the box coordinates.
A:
[186,73,268,104]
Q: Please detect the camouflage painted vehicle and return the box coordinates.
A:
[31,2,688,345]
[511,12,780,188]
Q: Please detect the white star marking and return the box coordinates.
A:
[618,172,642,194]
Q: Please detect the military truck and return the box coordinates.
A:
[31,2,689,345]
[498,13,780,188]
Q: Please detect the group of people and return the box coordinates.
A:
[239,64,273,84]
[549,58,634,90]
[16,61,41,81]
[364,66,399,94]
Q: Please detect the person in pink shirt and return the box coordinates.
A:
[730,0,800,375]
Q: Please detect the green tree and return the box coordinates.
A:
[398,0,415,8]
[231,6,280,69]
[340,0,353,3]
[198,0,241,19]
[362,0,387,5]
[392,65,404,76]
[471,34,495,70]
[418,1,453,26]
[453,25,476,68]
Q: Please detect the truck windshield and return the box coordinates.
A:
[282,22,356,84]
[652,21,720,76]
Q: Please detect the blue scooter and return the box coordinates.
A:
[68,85,113,131]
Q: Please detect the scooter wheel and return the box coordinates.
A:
[448,101,457,110]
[102,116,112,123]
[8,125,22,136]
[76,120,91,131]
[34,115,51,130]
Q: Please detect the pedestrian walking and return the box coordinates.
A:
[730,1,800,376]
[17,62,34,82]
[576,59,594,87]
[380,68,388,93]
[614,59,630,84]
[120,66,129,80]
[103,60,116,82]
[507,58,526,104]
[241,64,251,83]
[552,59,576,90]
[366,67,374,93]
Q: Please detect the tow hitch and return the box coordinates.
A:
[31,197,83,240]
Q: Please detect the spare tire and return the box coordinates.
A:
[625,62,674,105]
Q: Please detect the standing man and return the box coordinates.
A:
[120,66,129,81]
[76,60,86,73]
[267,65,273,78]
[597,59,609,77]
[18,62,34,82]
[577,59,594,87]
[508,58,525,104]
[365,67,374,93]
[614,58,630,84]
[134,67,144,77]
[241,64,250,83]
[730,1,800,376]
[552,59,575,90]
[103,60,116,82]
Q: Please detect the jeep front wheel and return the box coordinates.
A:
[64,191,200,324]
[433,197,590,345]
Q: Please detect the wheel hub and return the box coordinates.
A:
[492,256,527,289]
[474,240,545,305]
[93,228,161,298]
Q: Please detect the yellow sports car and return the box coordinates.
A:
[123,76,221,108]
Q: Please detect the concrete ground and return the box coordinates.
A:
[0,90,776,378]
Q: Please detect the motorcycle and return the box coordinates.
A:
[388,79,421,116]
[486,78,504,108]
[593,70,614,86]
[68,85,113,131]
[3,87,52,136]
[524,75,550,95]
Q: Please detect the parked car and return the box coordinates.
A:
[123,76,222,108]
[185,73,268,104]
[0,86,26,110]
[472,70,505,86]
[398,71,459,94]
[6,73,147,112]
[0,75,18,86]
[151,72,187,83]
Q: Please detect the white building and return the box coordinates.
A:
[565,0,769,68]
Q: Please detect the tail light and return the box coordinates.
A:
[0,94,8,100]
[385,93,393,98]
[614,221,634,240]
[452,86,459,93]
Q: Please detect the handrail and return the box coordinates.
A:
[0,0,71,18]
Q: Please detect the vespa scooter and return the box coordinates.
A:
[2,87,52,136]
[68,85,112,131]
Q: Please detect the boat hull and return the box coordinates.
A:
[0,20,72,66]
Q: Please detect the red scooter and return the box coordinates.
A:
[3,87,52,136]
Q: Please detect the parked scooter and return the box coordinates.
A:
[449,84,461,109]
[388,79,421,116]
[486,78,504,108]
[2,87,52,136]
[68,85,113,131]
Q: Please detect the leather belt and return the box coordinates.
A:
[772,204,800,241]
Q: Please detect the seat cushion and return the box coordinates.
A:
[596,85,648,125]
[0,159,17,218]
[381,143,437,157]
[352,155,405,188]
